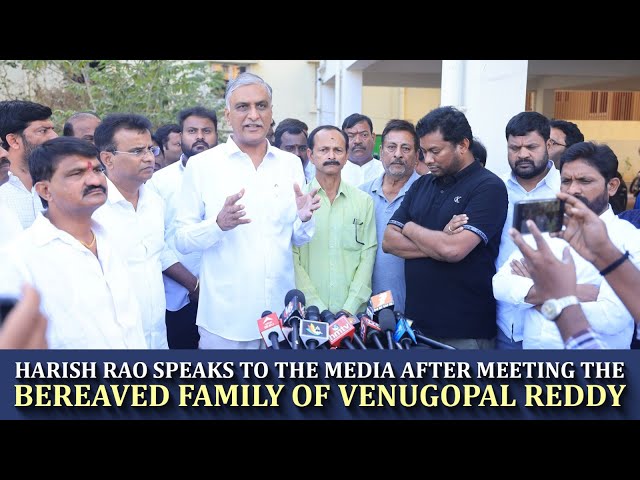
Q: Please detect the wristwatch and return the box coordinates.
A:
[541,295,579,321]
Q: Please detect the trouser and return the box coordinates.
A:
[165,301,199,349]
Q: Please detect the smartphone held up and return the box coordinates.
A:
[512,198,564,234]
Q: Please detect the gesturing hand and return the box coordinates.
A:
[552,192,610,264]
[294,183,321,222]
[216,188,251,231]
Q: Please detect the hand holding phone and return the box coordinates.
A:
[513,198,564,234]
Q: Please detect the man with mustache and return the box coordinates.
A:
[360,119,420,313]
[0,137,147,348]
[493,141,638,349]
[0,100,58,229]
[341,113,384,187]
[174,72,320,349]
[93,114,170,348]
[494,111,560,350]
[293,125,376,315]
[148,106,218,349]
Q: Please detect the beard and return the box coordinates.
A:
[572,190,610,216]
[21,136,38,161]
[182,140,213,159]
[512,156,549,180]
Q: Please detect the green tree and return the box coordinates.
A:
[0,60,226,133]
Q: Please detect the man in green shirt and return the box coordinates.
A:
[293,125,377,315]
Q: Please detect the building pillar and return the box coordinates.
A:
[440,60,529,177]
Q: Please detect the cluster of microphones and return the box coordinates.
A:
[257,289,455,350]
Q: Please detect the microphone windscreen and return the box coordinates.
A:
[261,310,272,317]
[284,289,306,306]
[320,310,335,323]
[306,305,320,320]
[378,309,396,332]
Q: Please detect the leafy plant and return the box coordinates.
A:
[0,60,227,133]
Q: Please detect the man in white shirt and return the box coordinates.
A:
[0,137,147,348]
[0,142,22,245]
[493,142,638,349]
[274,119,315,183]
[495,111,560,350]
[175,72,321,349]
[93,114,179,349]
[148,106,218,349]
[341,113,384,187]
[0,100,57,229]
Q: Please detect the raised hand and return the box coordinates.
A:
[216,188,251,231]
[510,219,577,300]
[294,182,321,222]
[552,192,610,264]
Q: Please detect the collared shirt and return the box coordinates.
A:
[341,158,385,187]
[0,172,44,229]
[304,161,316,184]
[496,162,560,269]
[494,162,560,342]
[93,178,170,349]
[293,178,376,314]
[174,136,315,341]
[389,161,508,338]
[147,158,201,311]
[0,214,147,349]
[0,203,23,246]
[493,207,640,349]
[360,171,420,313]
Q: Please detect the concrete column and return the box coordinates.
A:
[334,61,363,126]
[441,60,529,177]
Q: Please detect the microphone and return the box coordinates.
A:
[378,309,397,350]
[394,312,416,350]
[320,310,357,350]
[299,319,330,349]
[368,290,394,317]
[305,305,321,321]
[335,310,367,349]
[357,312,384,349]
[281,289,306,350]
[403,317,457,350]
[257,311,285,350]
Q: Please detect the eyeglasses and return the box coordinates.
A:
[110,146,161,158]
[353,218,365,245]
[549,138,567,148]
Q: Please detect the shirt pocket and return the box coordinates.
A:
[267,183,296,224]
[341,219,365,251]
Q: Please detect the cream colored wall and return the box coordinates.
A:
[249,61,318,130]
[362,86,440,133]
[404,88,441,125]
[570,120,640,182]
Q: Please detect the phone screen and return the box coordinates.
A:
[512,198,564,234]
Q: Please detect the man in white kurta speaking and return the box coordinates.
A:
[175,72,321,349]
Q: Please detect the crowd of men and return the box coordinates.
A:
[1,71,639,350]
